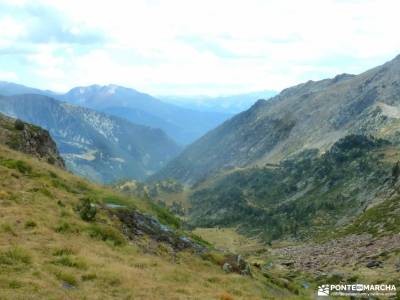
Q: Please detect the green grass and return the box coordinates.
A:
[86,223,126,246]
[148,201,181,229]
[338,195,400,237]
[54,270,78,286]
[53,248,75,257]
[0,247,32,266]
[0,158,32,174]
[51,255,87,270]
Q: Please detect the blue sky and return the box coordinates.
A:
[0,0,400,96]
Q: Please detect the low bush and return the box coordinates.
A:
[24,220,37,229]
[76,197,97,222]
[14,119,25,131]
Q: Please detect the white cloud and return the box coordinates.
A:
[1,0,400,95]
[0,70,18,81]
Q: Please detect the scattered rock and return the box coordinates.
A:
[0,113,65,168]
[221,254,252,276]
[281,261,295,267]
[116,209,205,253]
[115,209,252,276]
[366,260,383,268]
[272,234,400,276]
[62,282,76,289]
[222,262,232,273]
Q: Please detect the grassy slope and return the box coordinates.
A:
[0,145,309,300]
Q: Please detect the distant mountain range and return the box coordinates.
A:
[0,82,235,145]
[0,94,180,183]
[160,90,277,114]
[60,84,232,145]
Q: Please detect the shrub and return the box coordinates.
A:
[24,220,37,229]
[76,197,97,222]
[14,119,25,131]
[47,157,55,165]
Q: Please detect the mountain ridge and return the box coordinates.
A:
[0,81,232,145]
[61,84,232,145]
[152,54,400,184]
[0,94,180,183]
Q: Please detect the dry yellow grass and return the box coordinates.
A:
[0,145,305,300]
[193,228,266,255]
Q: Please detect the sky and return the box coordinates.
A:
[0,0,400,96]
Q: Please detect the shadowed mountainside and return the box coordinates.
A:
[0,94,180,183]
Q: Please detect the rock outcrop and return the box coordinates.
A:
[0,113,65,168]
[116,208,206,253]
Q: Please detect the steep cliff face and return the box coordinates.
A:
[0,113,65,168]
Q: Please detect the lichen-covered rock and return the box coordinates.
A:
[116,209,205,253]
[221,254,252,276]
[0,113,65,168]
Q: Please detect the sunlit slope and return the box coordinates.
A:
[0,145,310,300]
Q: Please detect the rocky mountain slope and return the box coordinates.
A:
[0,94,180,183]
[0,124,310,299]
[0,113,65,168]
[154,55,400,184]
